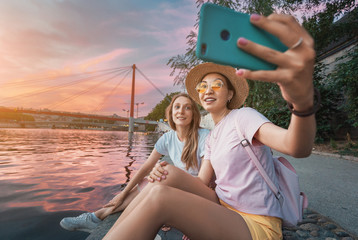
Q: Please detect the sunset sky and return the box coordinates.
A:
[0,0,198,117]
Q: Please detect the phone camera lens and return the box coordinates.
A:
[220,30,230,41]
[201,44,207,55]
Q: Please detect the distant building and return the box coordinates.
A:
[317,8,358,74]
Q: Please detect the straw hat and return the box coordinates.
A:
[185,62,249,109]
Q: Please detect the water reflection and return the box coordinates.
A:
[0,128,159,218]
[124,132,135,186]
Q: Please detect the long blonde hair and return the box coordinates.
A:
[166,93,201,170]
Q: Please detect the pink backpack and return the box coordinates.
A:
[235,122,308,227]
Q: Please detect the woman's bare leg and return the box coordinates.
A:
[94,188,139,220]
[104,185,251,240]
[113,165,217,224]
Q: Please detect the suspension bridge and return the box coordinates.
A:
[0,64,172,132]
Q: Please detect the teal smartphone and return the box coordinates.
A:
[196,3,288,70]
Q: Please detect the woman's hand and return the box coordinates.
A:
[103,193,125,210]
[236,14,316,112]
[147,161,168,183]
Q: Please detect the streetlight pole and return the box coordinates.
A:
[122,109,129,118]
[135,102,144,118]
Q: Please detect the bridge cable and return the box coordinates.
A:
[135,67,171,103]
[92,69,132,112]
[1,66,132,89]
[0,68,129,105]
[47,70,130,110]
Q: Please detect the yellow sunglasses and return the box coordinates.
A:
[195,79,224,94]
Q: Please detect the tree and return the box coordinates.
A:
[311,62,343,142]
[0,111,35,122]
[328,46,358,128]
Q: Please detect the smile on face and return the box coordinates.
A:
[198,73,233,113]
[172,96,193,127]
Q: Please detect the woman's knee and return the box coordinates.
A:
[161,164,186,184]
[146,185,171,207]
[150,184,168,195]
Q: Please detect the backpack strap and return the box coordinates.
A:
[234,120,283,205]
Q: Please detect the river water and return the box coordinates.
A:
[0,128,160,240]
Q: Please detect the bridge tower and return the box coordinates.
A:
[129,64,136,133]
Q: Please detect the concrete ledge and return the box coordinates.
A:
[86,212,120,240]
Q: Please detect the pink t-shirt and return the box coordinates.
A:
[205,108,283,219]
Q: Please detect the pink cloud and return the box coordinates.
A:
[0,1,196,116]
[77,48,134,72]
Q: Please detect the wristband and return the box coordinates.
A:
[287,88,321,117]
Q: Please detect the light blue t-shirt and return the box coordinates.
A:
[154,128,210,176]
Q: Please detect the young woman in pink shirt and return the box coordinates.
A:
[104,13,318,240]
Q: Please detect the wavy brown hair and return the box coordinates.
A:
[166,93,201,170]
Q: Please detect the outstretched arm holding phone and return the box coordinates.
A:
[236,13,316,158]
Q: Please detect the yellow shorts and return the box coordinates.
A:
[220,200,283,240]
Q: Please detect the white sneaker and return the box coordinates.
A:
[154,234,162,240]
[60,212,100,233]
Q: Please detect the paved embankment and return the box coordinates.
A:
[281,152,358,237]
[87,208,357,240]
